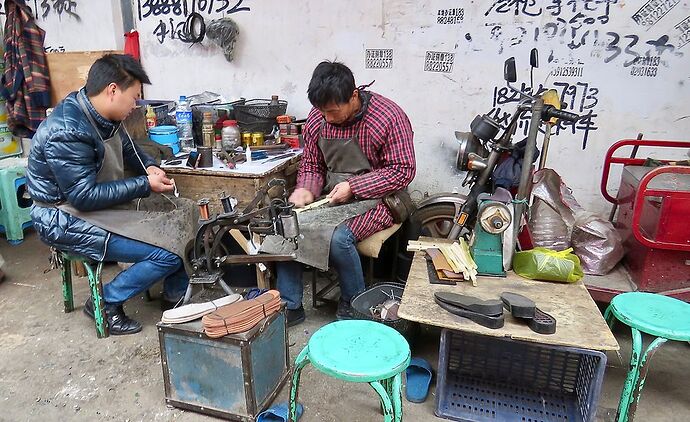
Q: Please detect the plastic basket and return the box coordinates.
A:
[351,282,418,343]
[234,99,288,135]
[436,330,606,422]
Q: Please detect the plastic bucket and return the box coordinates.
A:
[351,282,419,343]
[149,125,180,154]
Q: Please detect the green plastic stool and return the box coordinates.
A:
[0,166,33,244]
[288,320,411,422]
[61,252,109,338]
[604,292,690,422]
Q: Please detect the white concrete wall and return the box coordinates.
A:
[23,0,690,215]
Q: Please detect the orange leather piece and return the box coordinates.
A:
[202,290,282,338]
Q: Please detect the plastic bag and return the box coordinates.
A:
[513,247,584,283]
[571,211,624,275]
[529,169,583,250]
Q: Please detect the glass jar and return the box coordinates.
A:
[221,120,241,152]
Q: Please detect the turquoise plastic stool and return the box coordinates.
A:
[0,166,33,244]
[61,252,109,338]
[604,292,690,422]
[288,320,411,422]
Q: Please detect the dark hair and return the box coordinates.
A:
[307,61,356,108]
[85,54,151,96]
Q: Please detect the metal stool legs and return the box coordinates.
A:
[288,347,310,422]
[61,253,109,338]
[605,305,668,422]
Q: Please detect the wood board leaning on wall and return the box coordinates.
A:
[46,51,122,107]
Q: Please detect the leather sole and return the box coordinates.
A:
[435,292,503,316]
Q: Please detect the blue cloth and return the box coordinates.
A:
[102,234,188,305]
[27,89,157,261]
[277,224,365,310]
[257,402,303,422]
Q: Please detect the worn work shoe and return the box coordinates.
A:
[83,297,143,335]
[286,306,306,327]
[336,298,355,320]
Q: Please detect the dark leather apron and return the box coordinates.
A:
[261,118,379,270]
[54,97,198,262]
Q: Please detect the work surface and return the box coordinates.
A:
[399,238,619,351]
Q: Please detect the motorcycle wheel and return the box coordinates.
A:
[411,203,460,238]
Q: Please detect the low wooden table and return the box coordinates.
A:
[399,237,619,351]
[163,153,301,214]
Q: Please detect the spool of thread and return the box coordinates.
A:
[197,146,213,167]
[198,198,210,220]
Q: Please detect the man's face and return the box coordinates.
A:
[319,90,359,126]
[108,81,142,121]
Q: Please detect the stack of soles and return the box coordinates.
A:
[161,293,244,324]
[202,290,282,338]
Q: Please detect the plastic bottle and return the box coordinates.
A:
[221,120,241,152]
[175,95,194,150]
[269,95,279,106]
[245,145,252,163]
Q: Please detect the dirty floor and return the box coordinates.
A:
[0,233,688,421]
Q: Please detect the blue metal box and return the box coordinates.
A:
[157,311,289,421]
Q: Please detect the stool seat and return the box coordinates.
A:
[308,320,410,383]
[289,320,411,421]
[609,292,690,341]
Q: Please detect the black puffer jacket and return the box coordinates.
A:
[27,89,156,260]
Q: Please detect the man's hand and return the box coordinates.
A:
[147,165,166,177]
[327,181,353,204]
[148,173,174,193]
[289,188,314,208]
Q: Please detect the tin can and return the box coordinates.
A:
[241,132,252,148]
[251,132,264,146]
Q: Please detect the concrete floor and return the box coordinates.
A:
[0,232,688,422]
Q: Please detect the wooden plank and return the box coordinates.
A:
[398,237,620,351]
[46,51,121,106]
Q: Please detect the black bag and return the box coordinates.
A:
[383,190,416,224]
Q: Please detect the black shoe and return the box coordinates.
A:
[286,306,305,327]
[336,299,355,320]
[83,297,143,335]
[160,297,182,312]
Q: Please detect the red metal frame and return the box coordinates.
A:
[588,138,690,303]
[600,139,690,204]
[631,165,690,252]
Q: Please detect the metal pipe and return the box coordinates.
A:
[514,98,544,239]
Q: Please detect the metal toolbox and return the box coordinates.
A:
[157,311,289,421]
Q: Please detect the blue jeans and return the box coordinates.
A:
[277,225,364,310]
[102,234,189,305]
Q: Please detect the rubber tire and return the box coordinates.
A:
[410,203,459,239]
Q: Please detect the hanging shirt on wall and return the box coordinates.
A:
[297,91,416,240]
[2,0,51,136]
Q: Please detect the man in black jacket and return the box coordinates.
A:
[27,54,188,335]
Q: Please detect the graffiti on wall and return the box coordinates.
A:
[488,81,599,149]
[34,0,80,21]
[365,49,393,69]
[136,0,251,45]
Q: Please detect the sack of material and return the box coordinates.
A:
[202,290,282,338]
[572,211,624,275]
[513,247,584,283]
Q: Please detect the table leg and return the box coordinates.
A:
[625,336,667,422]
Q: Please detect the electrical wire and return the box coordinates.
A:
[179,12,206,45]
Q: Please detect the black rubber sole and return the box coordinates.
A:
[435,292,503,316]
[528,308,557,335]
[500,292,536,318]
[434,297,504,329]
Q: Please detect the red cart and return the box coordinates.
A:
[586,138,690,303]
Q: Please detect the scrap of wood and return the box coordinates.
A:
[408,239,478,286]
[295,197,330,213]
[407,240,448,251]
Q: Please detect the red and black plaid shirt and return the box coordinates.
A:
[297,92,416,240]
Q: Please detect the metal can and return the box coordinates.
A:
[251,132,265,146]
[241,132,252,148]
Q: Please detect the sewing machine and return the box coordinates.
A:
[184,178,299,303]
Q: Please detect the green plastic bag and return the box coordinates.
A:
[513,247,584,283]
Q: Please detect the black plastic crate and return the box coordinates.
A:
[436,330,606,422]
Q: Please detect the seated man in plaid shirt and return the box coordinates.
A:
[278,61,416,326]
